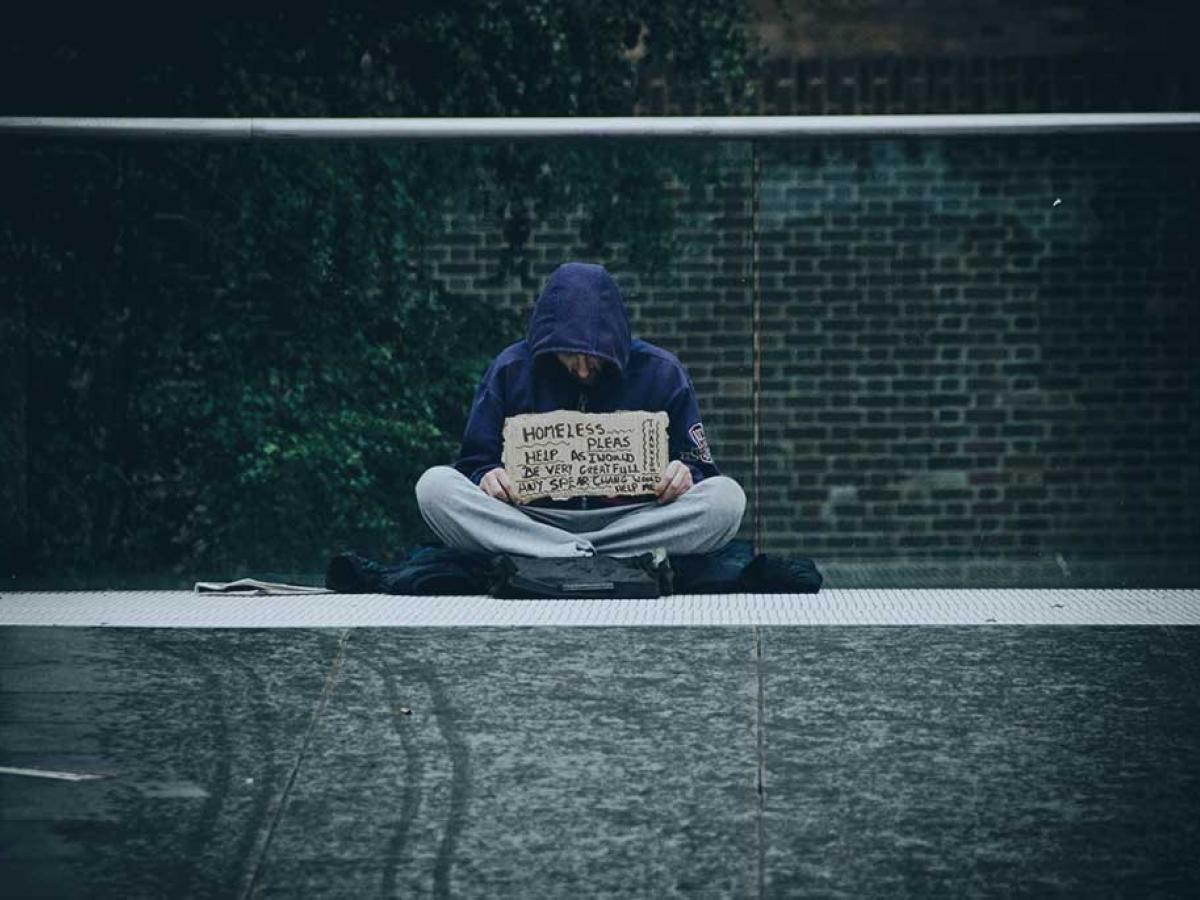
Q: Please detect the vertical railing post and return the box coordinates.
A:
[750,141,764,553]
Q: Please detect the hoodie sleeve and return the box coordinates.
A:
[453,370,506,485]
[667,379,720,485]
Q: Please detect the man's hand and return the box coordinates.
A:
[480,468,523,504]
[655,460,693,505]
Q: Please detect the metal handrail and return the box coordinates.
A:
[2,113,1199,140]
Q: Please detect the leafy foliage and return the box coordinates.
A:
[0,1,757,579]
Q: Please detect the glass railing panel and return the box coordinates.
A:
[0,136,756,585]
[755,132,1200,585]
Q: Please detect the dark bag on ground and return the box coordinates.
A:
[490,550,671,599]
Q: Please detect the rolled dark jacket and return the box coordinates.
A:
[738,554,824,594]
[670,539,757,593]
[326,547,491,595]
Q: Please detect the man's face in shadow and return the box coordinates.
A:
[556,352,604,386]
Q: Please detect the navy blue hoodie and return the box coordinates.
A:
[453,262,719,508]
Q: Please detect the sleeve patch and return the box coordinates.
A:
[683,422,714,464]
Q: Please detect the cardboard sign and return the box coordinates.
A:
[502,410,669,501]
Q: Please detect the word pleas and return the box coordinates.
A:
[502,410,669,501]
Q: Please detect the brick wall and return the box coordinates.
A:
[426,129,1199,562]
[641,55,1198,115]
[753,135,1199,559]
[746,0,1199,61]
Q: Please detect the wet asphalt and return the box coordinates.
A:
[2,625,1199,897]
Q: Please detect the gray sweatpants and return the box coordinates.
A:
[415,466,746,558]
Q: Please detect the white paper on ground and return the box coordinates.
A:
[193,578,333,595]
[0,765,108,782]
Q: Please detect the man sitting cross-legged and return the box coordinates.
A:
[415,262,745,559]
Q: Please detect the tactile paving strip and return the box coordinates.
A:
[1,588,1198,628]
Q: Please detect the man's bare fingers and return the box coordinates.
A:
[655,461,682,496]
[481,470,511,503]
[672,468,700,504]
[673,467,692,493]
[661,466,693,504]
[496,469,524,504]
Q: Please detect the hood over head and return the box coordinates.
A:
[527,262,631,373]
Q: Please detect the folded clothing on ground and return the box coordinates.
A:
[325,546,492,595]
[739,553,823,594]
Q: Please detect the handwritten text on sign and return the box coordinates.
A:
[501,410,669,501]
